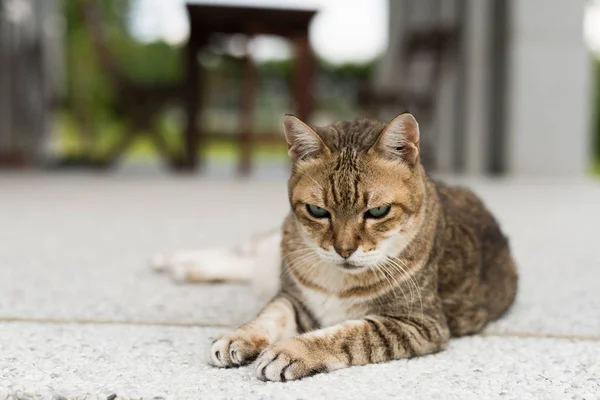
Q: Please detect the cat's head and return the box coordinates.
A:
[285,113,426,273]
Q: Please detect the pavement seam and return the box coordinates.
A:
[2,316,600,342]
[480,331,600,343]
[0,316,232,328]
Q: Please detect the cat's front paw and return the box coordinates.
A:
[255,339,326,382]
[208,331,269,368]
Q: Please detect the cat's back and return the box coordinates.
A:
[434,181,508,253]
[432,181,518,335]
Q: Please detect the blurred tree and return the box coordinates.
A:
[62,0,116,157]
[319,59,377,81]
[61,0,183,165]
[257,58,376,82]
[64,0,183,110]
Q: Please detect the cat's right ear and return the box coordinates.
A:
[283,115,329,161]
[369,113,420,165]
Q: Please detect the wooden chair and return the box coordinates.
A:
[358,27,459,169]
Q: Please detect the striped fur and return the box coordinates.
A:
[209,113,518,381]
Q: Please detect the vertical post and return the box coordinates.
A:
[486,0,508,174]
[293,33,314,122]
[0,3,11,161]
[238,35,257,176]
[436,0,461,173]
[452,0,467,172]
[183,24,201,171]
[462,0,492,175]
[506,0,591,176]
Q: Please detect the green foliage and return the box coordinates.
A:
[62,0,182,109]
[62,0,111,110]
[319,58,378,80]
[60,0,185,160]
[258,58,294,78]
[256,58,377,81]
[113,40,182,86]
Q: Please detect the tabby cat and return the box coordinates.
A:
[154,113,518,381]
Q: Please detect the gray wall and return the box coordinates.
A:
[375,0,593,176]
[506,0,592,176]
[373,0,464,171]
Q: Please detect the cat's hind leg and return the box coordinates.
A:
[152,247,255,283]
[152,229,282,300]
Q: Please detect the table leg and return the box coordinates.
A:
[293,34,314,122]
[183,38,201,171]
[238,44,257,176]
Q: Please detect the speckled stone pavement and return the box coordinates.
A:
[1,171,599,399]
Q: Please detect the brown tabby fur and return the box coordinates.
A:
[208,114,518,381]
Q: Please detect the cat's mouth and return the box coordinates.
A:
[339,261,368,273]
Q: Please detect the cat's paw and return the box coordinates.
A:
[255,339,326,382]
[208,331,269,368]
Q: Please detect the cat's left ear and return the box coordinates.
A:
[369,113,420,164]
[283,115,330,161]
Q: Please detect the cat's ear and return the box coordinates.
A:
[369,113,420,164]
[283,115,329,161]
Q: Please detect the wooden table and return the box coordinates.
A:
[183,4,317,173]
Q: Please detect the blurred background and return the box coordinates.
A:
[0,0,598,177]
[2,5,600,388]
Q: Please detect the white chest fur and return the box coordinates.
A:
[300,287,365,327]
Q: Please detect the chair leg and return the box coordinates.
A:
[101,126,139,167]
[146,122,180,170]
[238,48,257,176]
[293,34,315,122]
[183,36,204,171]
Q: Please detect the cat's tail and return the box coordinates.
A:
[151,229,282,301]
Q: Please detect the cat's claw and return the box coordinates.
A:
[255,341,326,382]
[208,333,268,368]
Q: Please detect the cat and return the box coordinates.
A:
[153,113,518,382]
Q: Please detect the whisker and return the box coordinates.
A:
[396,257,424,324]
[283,250,320,281]
[388,256,424,323]
[374,262,400,304]
[385,256,415,318]
[385,257,415,315]
[285,240,312,246]
[282,248,314,259]
[380,261,408,309]
[285,254,318,274]
[288,255,321,282]
[367,262,393,308]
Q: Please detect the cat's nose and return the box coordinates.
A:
[334,246,357,259]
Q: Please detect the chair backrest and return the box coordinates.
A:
[358,26,458,115]
[400,27,459,101]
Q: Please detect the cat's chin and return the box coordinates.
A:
[335,262,370,274]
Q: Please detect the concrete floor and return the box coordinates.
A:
[1,172,599,399]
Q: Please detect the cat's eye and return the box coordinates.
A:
[365,205,391,219]
[306,204,330,218]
